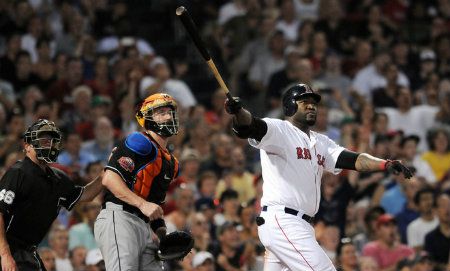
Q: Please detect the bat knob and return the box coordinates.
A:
[176,6,186,16]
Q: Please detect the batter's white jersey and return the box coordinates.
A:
[249,118,345,216]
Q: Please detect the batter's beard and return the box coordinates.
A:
[306,119,315,126]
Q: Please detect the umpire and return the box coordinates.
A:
[0,119,104,271]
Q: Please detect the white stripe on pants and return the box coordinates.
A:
[257,206,336,271]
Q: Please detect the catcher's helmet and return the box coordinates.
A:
[23,119,62,163]
[136,93,179,137]
[282,83,321,116]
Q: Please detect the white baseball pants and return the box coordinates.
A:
[258,206,336,271]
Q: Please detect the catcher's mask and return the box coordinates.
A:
[136,93,179,137]
[23,119,62,163]
[282,83,321,117]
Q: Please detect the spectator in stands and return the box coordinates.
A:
[362,214,414,270]
[85,248,105,271]
[377,169,417,216]
[69,200,101,251]
[422,128,450,182]
[372,63,400,108]
[424,193,450,270]
[358,256,379,271]
[380,87,439,152]
[214,189,240,226]
[335,237,358,271]
[407,187,439,251]
[86,55,114,97]
[49,225,72,271]
[47,57,84,107]
[11,50,40,94]
[200,133,233,178]
[38,247,56,271]
[33,38,56,91]
[197,171,219,200]
[21,16,46,63]
[192,251,215,271]
[203,89,231,133]
[209,221,255,271]
[140,56,197,109]
[247,30,286,116]
[0,33,22,83]
[399,135,437,185]
[319,224,340,262]
[352,50,409,102]
[195,197,218,242]
[165,185,196,231]
[57,132,96,175]
[395,177,422,244]
[81,116,116,164]
[69,246,87,271]
[188,212,211,252]
[216,146,255,203]
[0,110,25,163]
[21,85,43,127]
[60,85,93,137]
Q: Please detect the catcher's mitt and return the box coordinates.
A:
[156,231,194,261]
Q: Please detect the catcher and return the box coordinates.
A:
[94,93,193,271]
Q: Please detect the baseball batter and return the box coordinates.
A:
[224,83,413,271]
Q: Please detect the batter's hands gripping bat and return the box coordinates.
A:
[176,6,233,101]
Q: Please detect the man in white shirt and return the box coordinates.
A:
[140,57,196,109]
[407,188,439,251]
[352,51,409,102]
[379,87,439,152]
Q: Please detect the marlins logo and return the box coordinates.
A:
[118,156,135,172]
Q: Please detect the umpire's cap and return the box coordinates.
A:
[282,84,321,116]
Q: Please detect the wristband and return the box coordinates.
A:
[379,160,388,171]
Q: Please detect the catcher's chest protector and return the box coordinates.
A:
[133,136,179,203]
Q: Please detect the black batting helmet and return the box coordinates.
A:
[282,84,321,116]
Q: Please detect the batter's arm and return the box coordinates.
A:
[337,150,386,171]
[336,150,413,178]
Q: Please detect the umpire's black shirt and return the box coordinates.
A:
[0,157,83,247]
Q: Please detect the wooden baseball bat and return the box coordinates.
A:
[176,6,233,100]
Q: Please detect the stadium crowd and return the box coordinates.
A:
[0,0,449,270]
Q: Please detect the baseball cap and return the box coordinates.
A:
[420,49,436,62]
[86,248,103,265]
[284,45,303,57]
[192,251,214,268]
[150,56,168,69]
[376,214,397,227]
[217,221,239,236]
[91,95,112,107]
[400,134,420,147]
[219,189,239,203]
[195,197,216,211]
[180,148,200,163]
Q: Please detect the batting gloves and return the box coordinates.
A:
[382,160,413,179]
[225,97,242,115]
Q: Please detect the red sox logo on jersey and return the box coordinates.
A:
[296,147,325,167]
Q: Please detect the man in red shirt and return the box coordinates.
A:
[363,214,414,270]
